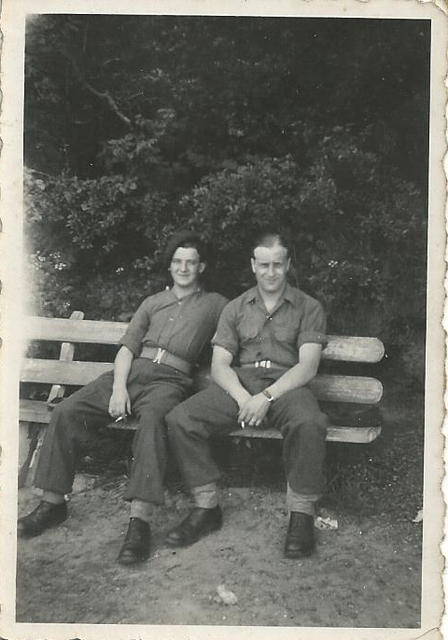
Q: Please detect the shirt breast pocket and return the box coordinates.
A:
[237,318,259,341]
[274,324,298,344]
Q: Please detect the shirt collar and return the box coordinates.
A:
[245,286,259,304]
[282,283,295,303]
[245,283,294,305]
[169,286,202,302]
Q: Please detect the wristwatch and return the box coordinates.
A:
[262,389,275,403]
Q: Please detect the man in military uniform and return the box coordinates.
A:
[165,230,328,558]
[18,231,227,565]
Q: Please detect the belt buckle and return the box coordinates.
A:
[256,359,271,368]
[153,347,166,364]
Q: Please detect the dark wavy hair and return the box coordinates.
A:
[164,230,208,267]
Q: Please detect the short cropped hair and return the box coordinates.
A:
[251,229,291,257]
[164,230,208,267]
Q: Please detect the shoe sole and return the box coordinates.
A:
[165,521,222,548]
[283,547,315,559]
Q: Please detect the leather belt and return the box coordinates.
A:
[240,360,284,369]
[140,346,192,375]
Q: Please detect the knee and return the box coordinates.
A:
[283,410,328,439]
[51,398,75,424]
[303,413,328,439]
[138,407,165,426]
[47,399,85,446]
[166,403,206,443]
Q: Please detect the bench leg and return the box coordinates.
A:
[18,422,45,489]
[18,421,34,488]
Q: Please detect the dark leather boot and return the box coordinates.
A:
[284,512,315,558]
[117,518,151,565]
[166,506,222,547]
[18,501,68,538]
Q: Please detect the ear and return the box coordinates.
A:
[198,262,206,274]
[250,257,256,274]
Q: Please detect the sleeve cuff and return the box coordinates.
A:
[119,336,142,356]
[297,331,328,349]
[211,339,238,357]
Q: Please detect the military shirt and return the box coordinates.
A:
[212,284,327,368]
[120,289,228,363]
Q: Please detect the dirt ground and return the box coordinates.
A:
[15,382,423,629]
[16,480,421,628]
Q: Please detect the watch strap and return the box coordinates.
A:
[262,389,275,403]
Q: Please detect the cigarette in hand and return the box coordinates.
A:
[114,415,125,423]
[240,421,245,429]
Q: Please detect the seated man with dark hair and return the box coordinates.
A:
[18,230,227,566]
[165,230,328,558]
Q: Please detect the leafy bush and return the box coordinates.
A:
[23,15,429,358]
[181,130,426,338]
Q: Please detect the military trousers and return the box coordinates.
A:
[166,367,329,498]
[34,358,192,504]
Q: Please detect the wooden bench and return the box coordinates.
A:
[19,311,385,484]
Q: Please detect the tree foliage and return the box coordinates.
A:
[24,15,429,344]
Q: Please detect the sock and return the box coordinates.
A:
[130,499,153,523]
[191,482,219,509]
[42,491,65,505]
[286,484,320,517]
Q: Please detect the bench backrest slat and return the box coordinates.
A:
[21,358,383,404]
[24,316,385,363]
[22,359,112,385]
[25,316,126,345]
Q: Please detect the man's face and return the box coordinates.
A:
[251,244,290,295]
[169,246,205,289]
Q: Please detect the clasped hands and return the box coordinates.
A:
[237,392,271,429]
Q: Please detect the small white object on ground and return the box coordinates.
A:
[216,584,238,605]
[412,509,423,523]
[314,515,339,530]
[71,473,98,494]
